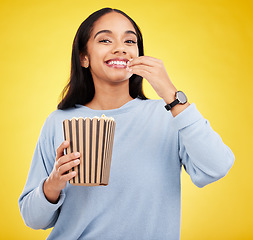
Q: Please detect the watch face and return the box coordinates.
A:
[176,91,187,104]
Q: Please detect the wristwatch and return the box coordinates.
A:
[164,91,187,111]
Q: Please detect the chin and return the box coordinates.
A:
[108,72,133,83]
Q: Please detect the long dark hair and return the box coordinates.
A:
[57,8,147,110]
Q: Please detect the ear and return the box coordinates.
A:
[80,53,89,68]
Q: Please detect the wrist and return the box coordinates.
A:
[163,90,190,117]
[170,102,190,117]
[43,178,61,204]
[162,89,177,104]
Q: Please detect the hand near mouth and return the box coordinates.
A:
[126,56,178,104]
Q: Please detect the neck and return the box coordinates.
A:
[85,80,134,110]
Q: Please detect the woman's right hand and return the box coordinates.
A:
[43,141,80,203]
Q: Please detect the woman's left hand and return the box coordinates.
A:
[126,56,177,104]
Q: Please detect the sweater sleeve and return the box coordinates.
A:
[171,104,235,188]
[18,123,66,230]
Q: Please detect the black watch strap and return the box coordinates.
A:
[165,99,179,111]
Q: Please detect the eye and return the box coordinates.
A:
[125,40,137,44]
[99,39,111,43]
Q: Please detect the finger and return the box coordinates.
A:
[56,152,80,169]
[58,159,80,175]
[127,64,152,73]
[128,56,162,67]
[56,141,69,161]
[61,171,77,182]
[127,65,152,79]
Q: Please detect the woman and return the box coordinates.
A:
[19,8,235,240]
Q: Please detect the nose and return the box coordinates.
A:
[112,40,126,55]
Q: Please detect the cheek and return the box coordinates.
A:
[88,50,105,68]
[132,46,139,58]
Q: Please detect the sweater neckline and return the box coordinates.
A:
[75,98,142,115]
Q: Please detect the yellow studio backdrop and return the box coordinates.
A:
[0,0,252,239]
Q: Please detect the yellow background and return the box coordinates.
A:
[0,0,252,239]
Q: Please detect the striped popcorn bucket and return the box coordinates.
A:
[62,116,116,186]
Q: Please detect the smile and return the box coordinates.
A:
[105,59,128,68]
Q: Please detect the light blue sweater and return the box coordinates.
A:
[19,99,234,240]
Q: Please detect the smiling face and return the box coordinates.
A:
[81,12,139,85]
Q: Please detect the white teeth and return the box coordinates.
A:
[107,60,127,66]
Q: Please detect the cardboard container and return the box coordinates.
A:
[62,116,116,186]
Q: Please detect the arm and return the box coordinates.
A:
[127,56,234,186]
[18,129,80,229]
[18,135,64,230]
[173,104,235,187]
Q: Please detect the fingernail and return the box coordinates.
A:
[128,59,133,65]
[74,152,80,157]
[74,159,80,164]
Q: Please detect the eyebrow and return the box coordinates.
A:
[94,30,137,39]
